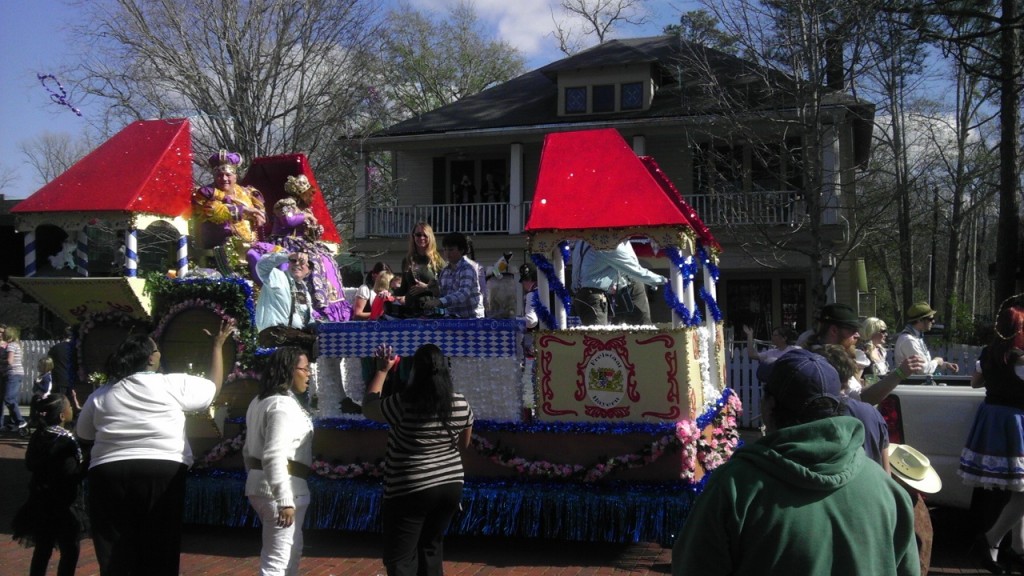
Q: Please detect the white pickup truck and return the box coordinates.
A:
[883,375,984,509]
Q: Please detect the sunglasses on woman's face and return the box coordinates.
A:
[413,232,428,238]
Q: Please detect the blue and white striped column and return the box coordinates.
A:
[176,234,188,278]
[552,252,566,329]
[23,231,36,277]
[75,230,89,277]
[124,229,138,277]
[683,252,696,321]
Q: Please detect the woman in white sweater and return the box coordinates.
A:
[243,347,315,576]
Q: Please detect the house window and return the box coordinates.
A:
[725,279,773,339]
[621,82,643,110]
[565,87,587,114]
[780,279,807,332]
[593,84,615,113]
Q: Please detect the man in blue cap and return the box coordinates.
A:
[673,349,920,575]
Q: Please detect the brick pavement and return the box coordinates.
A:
[0,431,1004,575]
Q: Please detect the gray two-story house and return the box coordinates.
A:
[349,35,874,333]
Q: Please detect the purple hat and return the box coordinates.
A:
[208,150,243,174]
[761,348,844,422]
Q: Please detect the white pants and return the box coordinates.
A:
[248,494,310,576]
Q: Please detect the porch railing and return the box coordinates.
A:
[685,190,837,227]
[364,189,844,237]
[365,202,532,237]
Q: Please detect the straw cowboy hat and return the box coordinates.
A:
[887,444,942,494]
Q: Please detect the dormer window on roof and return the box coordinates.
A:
[558,69,652,116]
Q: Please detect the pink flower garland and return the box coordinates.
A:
[152,298,249,378]
[196,394,743,482]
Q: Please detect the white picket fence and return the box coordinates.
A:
[8,340,60,405]
[727,343,983,429]
[8,339,982,429]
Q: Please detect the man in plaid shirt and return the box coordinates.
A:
[422,232,485,318]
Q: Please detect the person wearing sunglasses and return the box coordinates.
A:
[895,302,959,376]
[243,346,315,576]
[860,317,890,380]
[394,223,445,315]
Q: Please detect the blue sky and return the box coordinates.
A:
[0,0,683,200]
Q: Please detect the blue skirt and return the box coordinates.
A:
[959,402,1024,491]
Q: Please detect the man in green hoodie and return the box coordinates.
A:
[672,348,920,575]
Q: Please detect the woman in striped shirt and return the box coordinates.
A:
[364,343,474,576]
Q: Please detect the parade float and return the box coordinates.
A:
[10,120,739,545]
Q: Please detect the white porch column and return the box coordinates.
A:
[631,135,646,156]
[353,151,369,239]
[821,126,839,225]
[23,231,37,277]
[508,143,524,234]
[75,229,89,277]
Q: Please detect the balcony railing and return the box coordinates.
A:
[363,191,835,238]
[685,190,835,227]
[365,202,533,238]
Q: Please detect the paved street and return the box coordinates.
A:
[0,432,1005,575]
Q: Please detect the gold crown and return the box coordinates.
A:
[284,175,312,197]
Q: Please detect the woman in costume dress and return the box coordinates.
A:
[192,151,266,269]
[960,298,1024,573]
[248,174,352,322]
[394,222,445,314]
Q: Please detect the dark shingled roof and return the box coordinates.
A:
[372,35,871,140]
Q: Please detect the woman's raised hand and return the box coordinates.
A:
[205,319,238,346]
[375,343,399,373]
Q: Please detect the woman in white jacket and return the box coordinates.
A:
[243,347,315,576]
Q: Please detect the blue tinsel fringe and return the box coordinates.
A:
[184,470,696,545]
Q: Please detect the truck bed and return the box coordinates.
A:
[889,380,984,509]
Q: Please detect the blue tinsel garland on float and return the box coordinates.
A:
[186,390,737,545]
[184,472,697,546]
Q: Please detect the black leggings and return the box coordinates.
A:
[30,527,81,576]
[88,459,187,576]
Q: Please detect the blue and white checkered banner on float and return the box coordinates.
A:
[318,319,526,358]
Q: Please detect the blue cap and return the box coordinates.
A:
[761,349,843,421]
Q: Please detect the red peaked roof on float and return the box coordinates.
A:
[524,128,719,251]
[13,118,193,216]
[242,153,342,245]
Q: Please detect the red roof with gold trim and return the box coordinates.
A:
[12,118,193,216]
[525,128,719,250]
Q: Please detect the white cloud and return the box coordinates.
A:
[404,0,672,68]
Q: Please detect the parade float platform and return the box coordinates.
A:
[11,121,739,544]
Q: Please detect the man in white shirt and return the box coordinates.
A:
[519,262,539,356]
[895,302,959,375]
